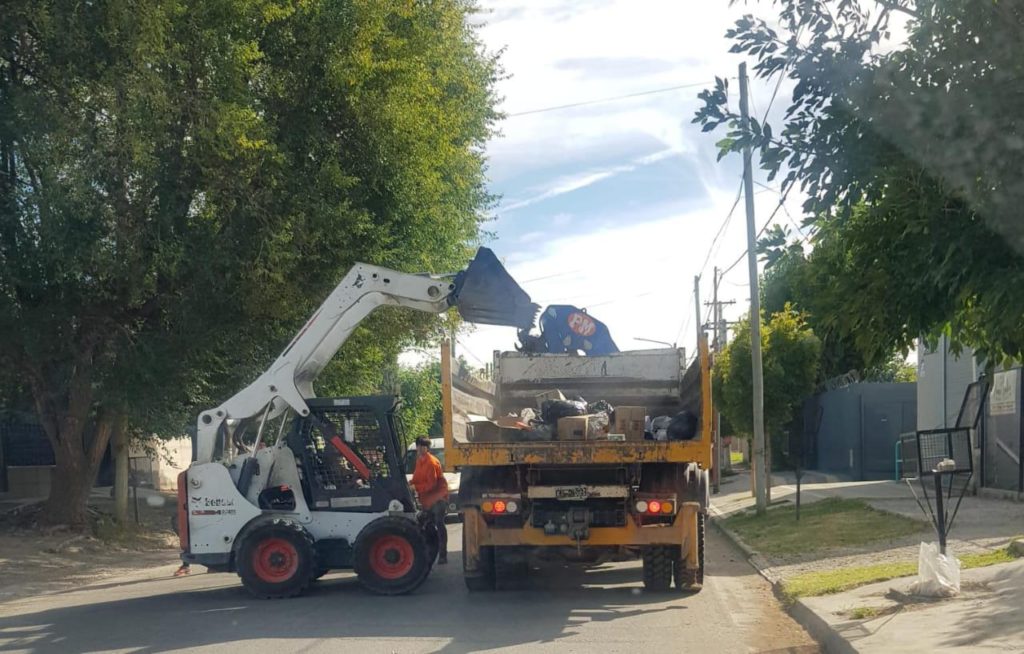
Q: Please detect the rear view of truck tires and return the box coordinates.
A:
[642,546,676,591]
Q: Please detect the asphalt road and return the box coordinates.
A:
[0,525,817,654]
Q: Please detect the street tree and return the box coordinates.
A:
[695,0,1024,367]
[713,307,821,458]
[0,0,500,525]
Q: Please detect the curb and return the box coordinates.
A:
[977,487,1024,503]
[708,511,855,654]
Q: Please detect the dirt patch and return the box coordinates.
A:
[0,491,183,603]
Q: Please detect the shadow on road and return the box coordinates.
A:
[0,556,695,654]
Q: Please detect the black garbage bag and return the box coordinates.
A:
[540,399,587,425]
[586,400,614,416]
[667,410,698,441]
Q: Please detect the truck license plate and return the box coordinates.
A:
[555,486,589,501]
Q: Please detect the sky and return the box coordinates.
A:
[406,0,808,367]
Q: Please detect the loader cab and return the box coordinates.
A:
[285,396,415,514]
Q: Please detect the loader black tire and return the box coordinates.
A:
[354,516,431,595]
[675,513,705,591]
[237,520,316,599]
[642,546,675,592]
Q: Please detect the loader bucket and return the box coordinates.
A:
[451,247,539,329]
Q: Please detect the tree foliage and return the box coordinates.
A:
[714,307,821,441]
[0,0,500,524]
[696,1,1024,367]
[395,361,443,445]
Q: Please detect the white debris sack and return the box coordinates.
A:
[909,542,961,597]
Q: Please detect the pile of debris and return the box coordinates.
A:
[466,390,698,444]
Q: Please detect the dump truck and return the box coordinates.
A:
[443,337,713,592]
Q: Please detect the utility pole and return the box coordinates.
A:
[740,62,768,516]
[711,269,721,494]
[693,275,702,343]
[706,269,737,494]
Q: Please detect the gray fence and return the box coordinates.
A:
[983,368,1023,492]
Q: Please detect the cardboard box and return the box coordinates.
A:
[468,420,524,443]
[614,406,647,441]
[535,389,566,409]
[557,415,590,440]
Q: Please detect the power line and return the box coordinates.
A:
[720,190,793,277]
[455,337,487,368]
[697,183,743,279]
[754,180,806,238]
[507,80,720,117]
[713,47,803,281]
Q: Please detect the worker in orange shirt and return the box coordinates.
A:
[411,436,449,564]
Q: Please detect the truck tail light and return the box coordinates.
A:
[176,471,189,552]
[634,497,676,515]
[481,498,519,514]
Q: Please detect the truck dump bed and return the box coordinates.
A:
[443,341,711,468]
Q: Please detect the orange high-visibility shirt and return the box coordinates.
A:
[411,451,448,508]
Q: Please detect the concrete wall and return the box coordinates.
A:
[917,335,978,430]
[5,466,53,499]
[154,437,191,491]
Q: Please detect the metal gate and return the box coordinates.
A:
[983,368,1023,492]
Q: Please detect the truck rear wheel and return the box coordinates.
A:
[237,520,316,599]
[354,517,431,595]
[642,546,675,591]
[494,547,529,590]
[463,530,495,591]
[675,513,705,591]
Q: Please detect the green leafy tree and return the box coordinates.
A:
[713,307,821,451]
[0,0,499,525]
[396,361,443,446]
[695,1,1024,367]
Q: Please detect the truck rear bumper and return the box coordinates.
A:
[463,502,702,573]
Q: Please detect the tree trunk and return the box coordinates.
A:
[765,437,773,504]
[112,416,129,523]
[42,413,115,528]
[30,358,117,527]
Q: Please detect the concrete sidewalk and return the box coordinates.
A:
[801,558,1024,653]
[711,471,1024,653]
[713,471,1024,558]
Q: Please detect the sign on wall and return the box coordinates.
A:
[989,370,1018,416]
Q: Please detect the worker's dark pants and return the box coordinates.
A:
[428,500,448,559]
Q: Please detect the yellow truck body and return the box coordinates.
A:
[442,337,715,591]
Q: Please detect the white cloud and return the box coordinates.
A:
[455,187,807,364]
[500,147,675,211]
[402,1,813,367]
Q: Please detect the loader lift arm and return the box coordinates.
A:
[196,248,537,463]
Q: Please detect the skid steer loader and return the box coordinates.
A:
[177,248,536,598]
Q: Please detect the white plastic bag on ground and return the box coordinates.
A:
[909,542,961,597]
